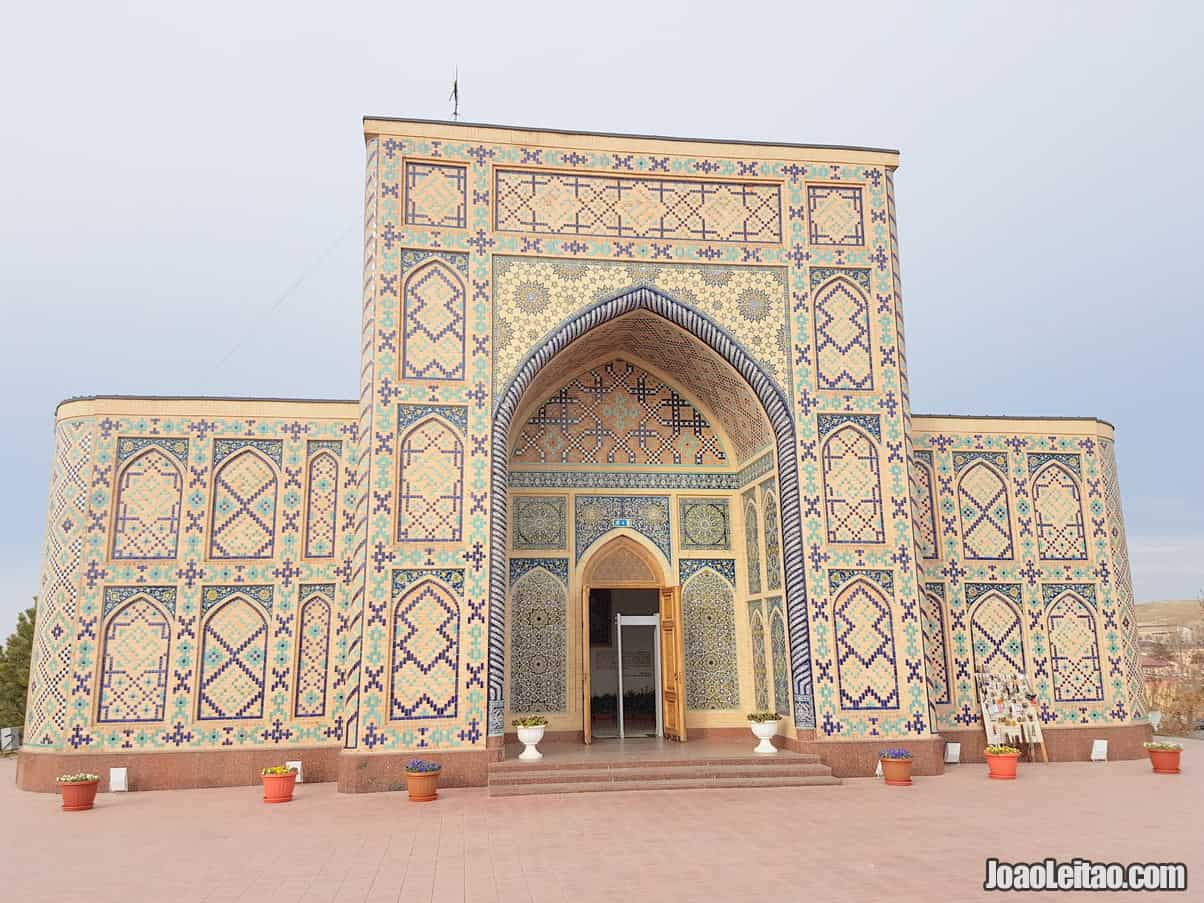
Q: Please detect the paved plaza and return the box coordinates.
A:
[3,745,1200,903]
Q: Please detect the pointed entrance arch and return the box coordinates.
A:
[576,532,684,743]
[489,287,814,737]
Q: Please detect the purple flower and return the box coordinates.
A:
[879,747,913,760]
[405,758,442,773]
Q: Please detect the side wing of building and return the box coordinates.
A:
[908,415,1147,757]
[19,397,359,786]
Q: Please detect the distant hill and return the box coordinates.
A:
[1136,599,1204,626]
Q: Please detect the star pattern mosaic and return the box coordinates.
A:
[493,257,790,395]
[508,560,568,712]
[681,563,740,710]
[679,498,730,550]
[510,310,774,462]
[511,496,567,550]
[747,600,770,711]
[768,599,791,716]
[512,358,728,467]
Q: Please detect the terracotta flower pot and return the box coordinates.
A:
[985,751,1020,780]
[1147,748,1181,775]
[880,758,913,786]
[406,769,441,802]
[59,779,99,812]
[261,772,297,804]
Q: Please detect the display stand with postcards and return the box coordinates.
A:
[975,671,1048,763]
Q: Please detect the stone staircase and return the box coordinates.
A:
[487,751,840,797]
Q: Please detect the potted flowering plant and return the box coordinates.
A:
[405,759,443,802]
[746,712,780,754]
[57,772,100,811]
[879,748,914,786]
[260,765,298,803]
[1144,742,1183,775]
[512,716,548,761]
[984,744,1021,780]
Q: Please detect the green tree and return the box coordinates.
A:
[0,603,36,728]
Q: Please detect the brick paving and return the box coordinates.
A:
[3,743,1201,903]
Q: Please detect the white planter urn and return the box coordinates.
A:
[517,725,546,761]
[750,720,778,754]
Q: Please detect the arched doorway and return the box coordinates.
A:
[490,287,815,742]
[577,534,684,744]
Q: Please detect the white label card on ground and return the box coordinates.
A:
[944,742,961,763]
[110,767,128,792]
[1090,740,1108,762]
[286,760,304,782]
[874,759,883,777]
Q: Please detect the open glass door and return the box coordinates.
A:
[616,613,662,739]
[581,584,592,744]
[658,586,687,742]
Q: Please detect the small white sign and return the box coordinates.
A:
[286,760,304,783]
[612,518,631,528]
[1090,740,1108,762]
[110,767,128,792]
[874,759,883,778]
[944,742,961,764]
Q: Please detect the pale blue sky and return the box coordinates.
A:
[1,1,1201,631]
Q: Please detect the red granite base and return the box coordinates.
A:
[16,745,340,793]
[336,748,492,792]
[26,724,1142,791]
[939,722,1152,763]
[780,735,946,777]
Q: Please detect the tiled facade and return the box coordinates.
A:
[23,399,358,757]
[910,416,1146,734]
[20,120,1148,790]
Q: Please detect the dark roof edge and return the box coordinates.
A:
[912,412,1116,430]
[55,394,358,414]
[362,116,900,157]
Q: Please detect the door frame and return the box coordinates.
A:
[578,533,671,744]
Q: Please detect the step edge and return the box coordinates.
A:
[488,776,843,796]
[489,755,822,773]
[489,764,835,785]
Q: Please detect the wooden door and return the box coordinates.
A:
[659,586,687,742]
[581,584,592,744]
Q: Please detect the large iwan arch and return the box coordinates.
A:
[488,286,814,737]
